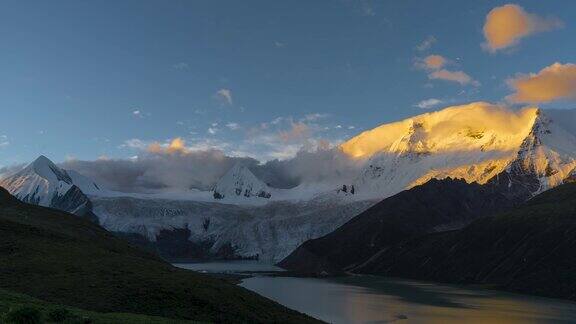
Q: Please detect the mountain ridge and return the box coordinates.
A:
[0,155,100,217]
[278,177,521,274]
[352,182,576,301]
[3,104,576,261]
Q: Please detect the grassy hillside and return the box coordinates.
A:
[0,288,196,323]
[0,188,320,323]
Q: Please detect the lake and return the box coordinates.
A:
[175,261,576,324]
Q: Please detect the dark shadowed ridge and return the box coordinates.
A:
[278,178,519,274]
[0,187,321,323]
[355,182,576,300]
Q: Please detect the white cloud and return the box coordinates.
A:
[271,117,284,125]
[226,122,240,130]
[416,36,436,51]
[121,138,148,150]
[132,109,150,118]
[0,135,9,147]
[172,62,190,70]
[415,98,443,109]
[207,127,218,135]
[301,113,328,122]
[215,88,233,105]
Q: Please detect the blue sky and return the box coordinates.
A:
[0,0,575,166]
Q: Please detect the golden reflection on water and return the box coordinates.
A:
[241,275,576,324]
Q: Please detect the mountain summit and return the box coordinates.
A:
[212,163,272,200]
[340,103,576,199]
[0,155,100,216]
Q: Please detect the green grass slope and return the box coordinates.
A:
[0,188,320,323]
[0,288,196,323]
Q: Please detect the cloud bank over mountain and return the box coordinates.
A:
[61,143,360,193]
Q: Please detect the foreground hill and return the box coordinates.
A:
[0,188,319,323]
[0,288,192,323]
[356,182,576,300]
[278,178,517,274]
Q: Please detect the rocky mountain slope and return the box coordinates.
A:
[0,187,319,323]
[354,182,576,301]
[278,178,519,274]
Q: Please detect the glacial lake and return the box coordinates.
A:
[175,261,576,324]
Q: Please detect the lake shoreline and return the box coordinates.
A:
[180,263,576,306]
[176,261,576,307]
[175,261,576,323]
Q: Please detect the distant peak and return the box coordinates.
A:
[213,163,271,199]
[26,155,72,184]
[31,155,55,167]
[225,163,257,178]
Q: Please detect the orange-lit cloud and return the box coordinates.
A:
[279,122,309,142]
[483,4,563,52]
[148,137,189,154]
[507,63,576,103]
[423,55,446,69]
[416,55,478,86]
[429,69,479,86]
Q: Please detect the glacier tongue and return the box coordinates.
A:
[91,194,373,262]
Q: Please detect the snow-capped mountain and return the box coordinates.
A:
[212,163,272,200]
[343,103,576,200]
[3,103,576,262]
[0,155,100,215]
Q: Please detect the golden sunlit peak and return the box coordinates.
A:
[340,102,539,159]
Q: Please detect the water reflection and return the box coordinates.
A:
[241,276,576,324]
[175,262,576,323]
